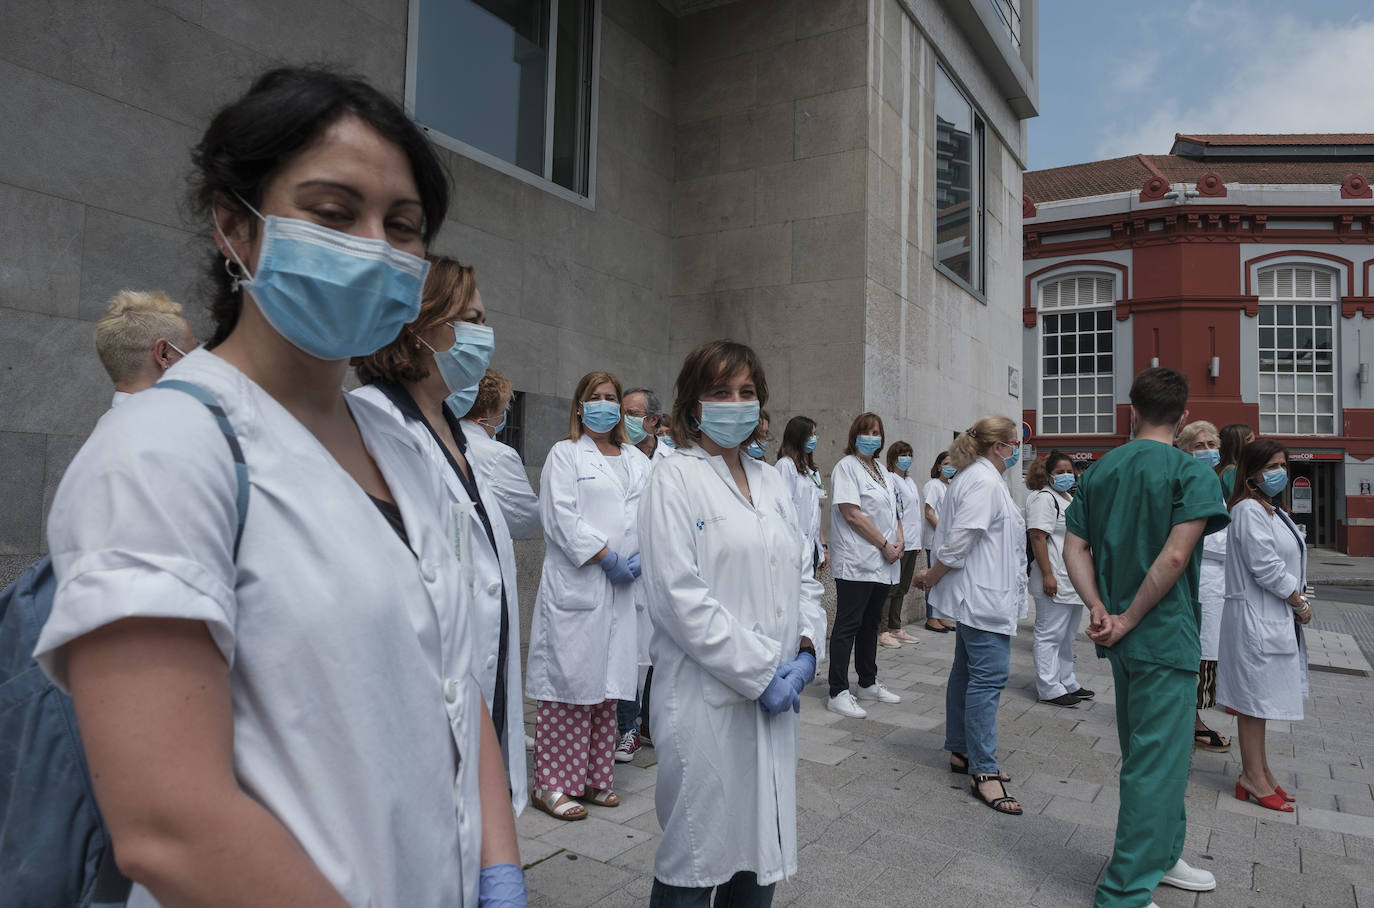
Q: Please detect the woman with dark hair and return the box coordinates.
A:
[881,441,923,647]
[916,416,1027,815]
[1217,422,1255,497]
[746,409,772,460]
[922,451,957,632]
[462,368,541,539]
[1217,439,1310,811]
[352,256,528,815]
[1024,451,1089,707]
[639,339,825,905]
[33,67,522,905]
[526,371,649,821]
[775,415,828,573]
[826,413,904,719]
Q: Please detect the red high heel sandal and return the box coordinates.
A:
[1275,785,1296,803]
[1235,781,1293,812]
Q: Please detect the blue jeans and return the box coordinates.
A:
[944,623,1011,775]
[616,694,639,736]
[650,873,774,908]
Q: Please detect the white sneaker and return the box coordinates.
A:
[827,690,868,718]
[1160,858,1216,892]
[855,680,902,704]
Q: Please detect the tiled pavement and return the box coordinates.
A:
[515,592,1374,908]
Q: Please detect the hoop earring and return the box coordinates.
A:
[224,257,245,292]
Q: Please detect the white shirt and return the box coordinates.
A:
[829,455,900,583]
[1025,488,1082,605]
[109,390,132,408]
[890,472,924,552]
[460,420,541,539]
[921,478,948,550]
[638,444,826,888]
[928,457,1028,635]
[36,351,482,907]
[774,456,825,564]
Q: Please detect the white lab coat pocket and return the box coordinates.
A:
[546,563,603,611]
[698,667,751,708]
[1249,601,1299,655]
[966,583,1015,630]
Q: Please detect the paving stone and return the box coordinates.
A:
[1252,861,1358,907]
[1298,805,1374,838]
[525,852,634,907]
[539,814,655,862]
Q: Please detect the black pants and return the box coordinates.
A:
[829,579,892,697]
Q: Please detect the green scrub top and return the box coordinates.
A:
[1065,439,1230,671]
[1219,464,1237,499]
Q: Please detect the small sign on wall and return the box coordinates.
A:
[1008,366,1021,398]
[1292,477,1313,514]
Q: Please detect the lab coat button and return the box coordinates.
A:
[769,556,777,566]
[443,678,459,703]
[420,559,437,582]
[487,655,497,669]
[487,582,501,596]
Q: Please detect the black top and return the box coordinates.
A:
[369,380,511,746]
[367,494,412,549]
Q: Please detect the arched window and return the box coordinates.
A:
[1039,273,1115,435]
[1256,265,1338,435]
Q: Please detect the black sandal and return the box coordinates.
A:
[949,753,1010,781]
[1193,727,1231,752]
[970,774,1022,815]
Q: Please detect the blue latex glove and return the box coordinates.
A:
[627,551,642,579]
[599,550,636,585]
[777,652,817,711]
[757,669,798,716]
[479,863,527,907]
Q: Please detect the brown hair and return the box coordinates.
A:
[568,370,627,445]
[843,412,885,457]
[929,450,950,479]
[1218,423,1253,473]
[948,415,1016,470]
[885,440,913,472]
[779,415,817,474]
[1227,438,1288,515]
[1025,450,1073,491]
[668,340,769,449]
[1130,366,1189,427]
[469,368,512,421]
[355,255,477,384]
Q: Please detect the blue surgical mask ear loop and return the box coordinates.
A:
[213,195,265,292]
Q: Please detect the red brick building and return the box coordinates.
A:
[1022,134,1374,555]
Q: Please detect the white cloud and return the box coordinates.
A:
[1110,50,1160,93]
[1094,8,1374,159]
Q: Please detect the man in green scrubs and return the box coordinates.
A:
[1063,368,1230,908]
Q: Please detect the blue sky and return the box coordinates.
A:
[1027,0,1374,172]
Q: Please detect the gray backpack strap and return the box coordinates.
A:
[156,380,249,559]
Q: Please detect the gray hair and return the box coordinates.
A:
[625,388,662,417]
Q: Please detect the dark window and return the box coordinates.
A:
[934,65,984,295]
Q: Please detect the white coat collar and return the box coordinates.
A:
[675,443,761,510]
[575,432,636,494]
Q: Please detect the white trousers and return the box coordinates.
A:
[1032,594,1083,700]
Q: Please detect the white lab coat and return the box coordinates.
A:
[1025,488,1082,606]
[526,434,649,704]
[1198,529,1227,662]
[921,477,948,551]
[351,384,528,815]
[638,444,827,888]
[928,457,1028,636]
[891,472,924,552]
[1216,499,1309,721]
[830,455,901,584]
[37,351,483,907]
[774,456,825,564]
[459,420,541,539]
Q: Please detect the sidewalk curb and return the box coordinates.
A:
[1310,577,1374,588]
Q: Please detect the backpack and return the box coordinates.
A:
[1025,490,1061,576]
[0,380,247,907]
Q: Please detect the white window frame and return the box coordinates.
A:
[933,63,985,300]
[404,0,602,209]
[1037,271,1118,436]
[1256,264,1339,436]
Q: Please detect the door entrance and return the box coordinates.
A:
[1288,458,1338,546]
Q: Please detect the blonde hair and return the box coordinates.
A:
[93,290,188,383]
[947,415,1017,470]
[567,370,627,445]
[1175,419,1219,452]
[470,368,513,421]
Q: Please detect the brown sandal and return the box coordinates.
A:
[584,787,620,808]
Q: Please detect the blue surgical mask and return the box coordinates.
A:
[697,400,759,448]
[1000,443,1020,470]
[218,207,428,360]
[1052,473,1076,493]
[581,400,621,434]
[490,412,507,434]
[746,441,766,459]
[1258,468,1288,497]
[941,463,957,479]
[896,455,913,472]
[660,435,676,449]
[624,415,648,444]
[855,435,882,456]
[1194,449,1221,469]
[422,322,494,414]
[804,435,818,453]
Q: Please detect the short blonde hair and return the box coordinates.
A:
[93,290,188,383]
[948,415,1017,470]
[1175,420,1219,452]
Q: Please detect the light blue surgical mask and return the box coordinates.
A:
[855,435,882,456]
[624,415,648,444]
[804,435,818,454]
[581,400,621,434]
[422,322,494,417]
[746,441,766,459]
[1000,442,1020,470]
[1193,448,1221,469]
[1258,468,1288,497]
[660,435,676,449]
[1052,473,1076,493]
[491,412,507,433]
[941,463,957,479]
[896,455,913,472]
[697,400,759,448]
[217,206,428,360]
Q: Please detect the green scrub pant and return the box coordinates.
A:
[1094,652,1195,908]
